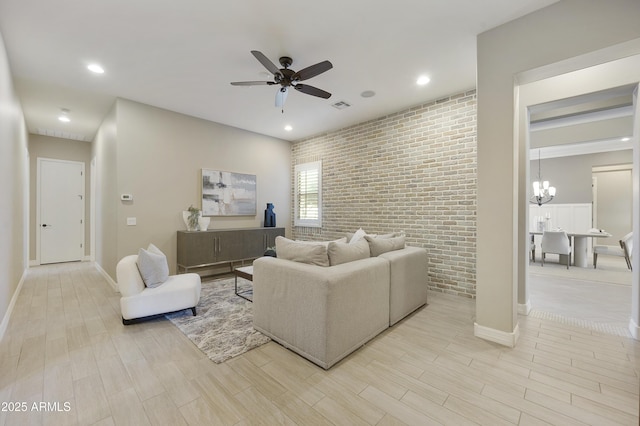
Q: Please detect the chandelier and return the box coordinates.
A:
[530,150,556,206]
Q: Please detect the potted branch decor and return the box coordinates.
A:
[182,205,202,231]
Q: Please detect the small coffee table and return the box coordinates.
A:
[233,265,253,302]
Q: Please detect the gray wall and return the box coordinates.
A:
[93,98,292,279]
[0,31,29,337]
[92,105,118,280]
[594,167,632,245]
[530,150,632,204]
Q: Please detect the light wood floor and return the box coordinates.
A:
[1,262,639,425]
[528,254,633,337]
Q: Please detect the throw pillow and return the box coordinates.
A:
[349,228,367,244]
[275,236,330,267]
[328,238,371,266]
[365,235,406,257]
[375,233,395,239]
[295,237,347,247]
[136,243,169,288]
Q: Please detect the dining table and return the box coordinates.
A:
[530,229,612,267]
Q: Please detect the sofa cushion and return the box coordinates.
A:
[136,243,169,288]
[328,238,371,266]
[120,272,201,321]
[253,255,390,369]
[365,235,406,257]
[275,236,330,266]
[378,246,428,325]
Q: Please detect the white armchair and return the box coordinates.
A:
[117,254,201,325]
[541,230,572,269]
[593,232,633,270]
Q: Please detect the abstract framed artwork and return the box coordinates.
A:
[201,169,257,216]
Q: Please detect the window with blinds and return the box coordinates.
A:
[294,161,322,227]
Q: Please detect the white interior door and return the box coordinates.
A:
[38,158,85,264]
[593,166,632,246]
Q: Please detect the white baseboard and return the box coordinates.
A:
[474,322,520,348]
[629,318,640,340]
[517,299,532,315]
[0,267,28,342]
[30,256,92,266]
[94,262,118,292]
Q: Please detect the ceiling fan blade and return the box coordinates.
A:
[292,60,333,81]
[251,50,282,77]
[230,81,276,86]
[275,87,288,107]
[294,84,331,99]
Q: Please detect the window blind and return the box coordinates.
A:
[294,161,322,227]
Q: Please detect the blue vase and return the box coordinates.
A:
[264,203,276,227]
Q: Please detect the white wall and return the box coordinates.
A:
[0,30,29,339]
[92,105,118,280]
[93,98,292,279]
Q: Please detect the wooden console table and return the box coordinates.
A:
[177,227,284,274]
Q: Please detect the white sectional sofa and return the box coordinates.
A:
[379,245,429,326]
[253,234,428,369]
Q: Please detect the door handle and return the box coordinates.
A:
[42,224,51,227]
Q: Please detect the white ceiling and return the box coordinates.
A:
[530,84,636,159]
[0,0,559,142]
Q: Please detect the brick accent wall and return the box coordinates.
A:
[291,90,477,298]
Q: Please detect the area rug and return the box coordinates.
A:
[165,277,270,363]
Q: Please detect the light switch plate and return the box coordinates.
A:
[126,217,136,226]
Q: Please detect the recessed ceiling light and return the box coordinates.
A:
[416,75,430,86]
[361,90,376,98]
[87,64,105,74]
[58,108,70,122]
[284,125,293,132]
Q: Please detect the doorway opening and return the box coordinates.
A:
[524,84,637,337]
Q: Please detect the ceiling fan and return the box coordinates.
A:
[231,50,333,108]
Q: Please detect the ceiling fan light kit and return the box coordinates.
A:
[231,50,333,108]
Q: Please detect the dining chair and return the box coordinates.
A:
[594,232,633,270]
[623,232,633,271]
[530,234,536,263]
[541,230,572,269]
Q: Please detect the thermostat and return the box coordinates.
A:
[121,194,133,201]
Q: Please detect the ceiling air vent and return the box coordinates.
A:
[331,101,351,110]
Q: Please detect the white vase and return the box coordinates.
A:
[198,216,210,231]
[182,211,200,231]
